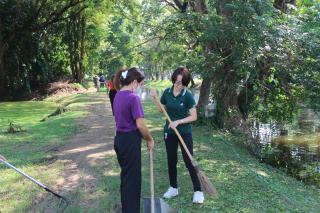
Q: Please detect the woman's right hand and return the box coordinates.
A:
[0,154,6,161]
[150,90,157,99]
[147,138,154,151]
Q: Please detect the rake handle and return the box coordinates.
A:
[149,150,155,213]
[0,159,47,188]
[153,96,198,169]
[0,159,68,204]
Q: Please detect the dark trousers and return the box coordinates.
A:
[165,133,201,191]
[109,89,117,115]
[114,130,142,213]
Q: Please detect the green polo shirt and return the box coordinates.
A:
[160,87,196,134]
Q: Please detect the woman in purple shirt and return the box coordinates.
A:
[113,67,154,213]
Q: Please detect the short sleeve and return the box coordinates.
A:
[185,92,196,109]
[131,95,144,119]
[160,88,169,105]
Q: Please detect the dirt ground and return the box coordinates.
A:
[27,93,117,212]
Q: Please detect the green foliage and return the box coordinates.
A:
[135,0,320,127]
[99,16,135,73]
[0,0,114,100]
[2,0,319,129]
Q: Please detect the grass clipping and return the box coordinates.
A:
[41,104,69,122]
[7,120,24,133]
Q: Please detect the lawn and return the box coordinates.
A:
[0,94,90,212]
[1,95,319,212]
[93,100,320,212]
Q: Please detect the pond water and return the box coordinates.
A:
[250,108,320,183]
[250,109,320,156]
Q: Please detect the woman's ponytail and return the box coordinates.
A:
[113,67,144,90]
[114,68,126,90]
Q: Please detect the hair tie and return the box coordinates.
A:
[121,70,128,79]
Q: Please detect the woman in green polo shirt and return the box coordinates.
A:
[151,67,204,204]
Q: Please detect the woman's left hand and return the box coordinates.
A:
[169,120,181,129]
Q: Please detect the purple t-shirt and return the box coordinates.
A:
[113,90,144,132]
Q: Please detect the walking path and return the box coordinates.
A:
[28,93,117,212]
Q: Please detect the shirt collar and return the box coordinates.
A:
[169,86,186,97]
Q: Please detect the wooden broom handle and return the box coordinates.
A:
[150,150,155,213]
[154,96,196,164]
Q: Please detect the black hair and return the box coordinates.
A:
[114,67,144,90]
[171,67,191,87]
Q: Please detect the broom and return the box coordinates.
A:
[153,96,218,198]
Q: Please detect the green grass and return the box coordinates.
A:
[144,78,202,90]
[96,100,320,212]
[146,100,320,212]
[144,80,173,89]
[1,95,320,212]
[0,94,90,212]
[97,87,108,93]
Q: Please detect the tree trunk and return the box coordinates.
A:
[68,13,86,83]
[273,0,296,13]
[0,44,9,100]
[189,1,212,109]
[170,0,246,130]
[0,54,6,100]
[214,80,241,129]
[78,15,85,82]
[211,0,247,130]
[197,78,211,108]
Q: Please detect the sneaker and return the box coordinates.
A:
[163,186,179,199]
[193,191,204,204]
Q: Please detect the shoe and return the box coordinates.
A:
[163,186,179,198]
[193,191,204,204]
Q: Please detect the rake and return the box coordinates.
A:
[0,158,69,211]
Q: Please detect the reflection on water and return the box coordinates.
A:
[251,108,320,184]
[251,108,320,157]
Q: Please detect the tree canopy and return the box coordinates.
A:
[1,0,319,129]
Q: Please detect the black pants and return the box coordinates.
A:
[114,130,142,213]
[164,133,201,191]
[109,89,117,115]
